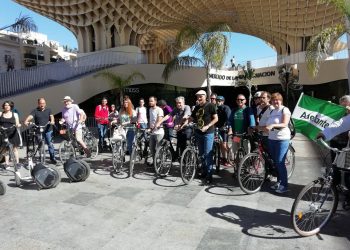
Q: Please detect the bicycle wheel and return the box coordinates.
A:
[86,137,99,159]
[59,141,75,163]
[214,142,220,173]
[129,144,136,177]
[0,180,5,195]
[180,147,197,184]
[154,143,172,177]
[112,141,124,173]
[238,152,266,194]
[291,179,338,237]
[286,144,296,179]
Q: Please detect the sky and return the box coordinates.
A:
[3,0,344,67]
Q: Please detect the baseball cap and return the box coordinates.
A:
[254,91,262,98]
[63,96,74,102]
[216,96,225,101]
[195,90,206,96]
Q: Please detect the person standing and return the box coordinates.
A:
[216,96,231,167]
[158,100,174,141]
[264,93,291,194]
[0,101,21,169]
[188,90,218,184]
[61,96,91,158]
[118,97,136,154]
[228,94,256,155]
[94,97,109,150]
[24,98,57,164]
[255,91,273,150]
[135,98,148,129]
[155,96,191,159]
[210,93,218,106]
[148,96,164,164]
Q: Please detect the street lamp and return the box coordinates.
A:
[278,63,300,107]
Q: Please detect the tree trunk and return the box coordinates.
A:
[119,89,124,107]
[206,66,212,98]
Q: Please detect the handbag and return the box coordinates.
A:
[112,126,126,140]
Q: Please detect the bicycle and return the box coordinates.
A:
[58,124,97,163]
[179,124,204,184]
[213,126,229,173]
[237,132,296,194]
[291,138,350,237]
[154,128,177,177]
[82,126,99,158]
[129,126,151,177]
[25,122,51,164]
[227,132,249,175]
[110,124,128,174]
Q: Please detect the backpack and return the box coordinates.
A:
[63,157,90,182]
[31,163,61,189]
[270,107,296,139]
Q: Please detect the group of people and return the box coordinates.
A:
[0,90,294,193]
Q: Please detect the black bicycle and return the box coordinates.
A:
[291,138,350,236]
[130,126,151,177]
[154,128,177,177]
[25,122,51,164]
[213,126,229,173]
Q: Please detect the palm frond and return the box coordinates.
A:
[205,22,232,33]
[125,71,145,85]
[162,56,203,81]
[175,25,201,49]
[306,24,345,77]
[10,14,37,33]
[94,71,124,89]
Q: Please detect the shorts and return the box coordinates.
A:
[219,129,229,143]
[75,129,83,142]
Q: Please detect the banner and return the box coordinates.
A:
[291,93,346,140]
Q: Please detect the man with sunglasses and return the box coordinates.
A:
[228,94,256,161]
[187,90,218,184]
[216,96,231,167]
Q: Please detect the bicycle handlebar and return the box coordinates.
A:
[317,138,350,153]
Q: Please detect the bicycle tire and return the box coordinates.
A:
[180,147,197,184]
[0,180,5,195]
[238,152,266,194]
[59,141,76,163]
[291,179,338,237]
[129,146,136,177]
[286,144,296,179]
[154,143,172,177]
[112,141,124,173]
[214,142,221,173]
[86,137,99,159]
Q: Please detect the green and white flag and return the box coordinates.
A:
[292,93,346,140]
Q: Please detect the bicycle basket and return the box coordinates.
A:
[336,149,350,170]
[112,127,126,140]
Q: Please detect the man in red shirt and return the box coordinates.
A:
[95,97,109,149]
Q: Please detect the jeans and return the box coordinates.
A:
[97,123,108,146]
[44,130,55,159]
[126,128,135,153]
[268,139,289,188]
[196,132,214,177]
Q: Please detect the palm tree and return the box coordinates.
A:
[236,65,255,106]
[162,22,231,97]
[305,0,348,78]
[94,71,145,105]
[0,13,37,33]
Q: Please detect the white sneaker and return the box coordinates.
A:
[275,185,288,194]
[270,181,280,190]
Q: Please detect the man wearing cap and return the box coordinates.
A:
[187,90,218,184]
[24,98,57,164]
[216,96,231,167]
[94,97,109,150]
[252,91,262,120]
[61,96,91,158]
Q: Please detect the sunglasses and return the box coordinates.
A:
[236,99,245,101]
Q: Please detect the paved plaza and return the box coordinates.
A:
[0,134,349,250]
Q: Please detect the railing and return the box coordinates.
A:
[0,50,147,99]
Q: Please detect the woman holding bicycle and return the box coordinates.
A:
[118,97,136,154]
[0,101,21,168]
[264,92,291,194]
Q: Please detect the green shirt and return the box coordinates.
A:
[234,108,245,133]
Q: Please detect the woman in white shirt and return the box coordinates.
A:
[264,92,291,194]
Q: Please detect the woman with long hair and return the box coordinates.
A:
[0,101,21,169]
[119,98,136,154]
